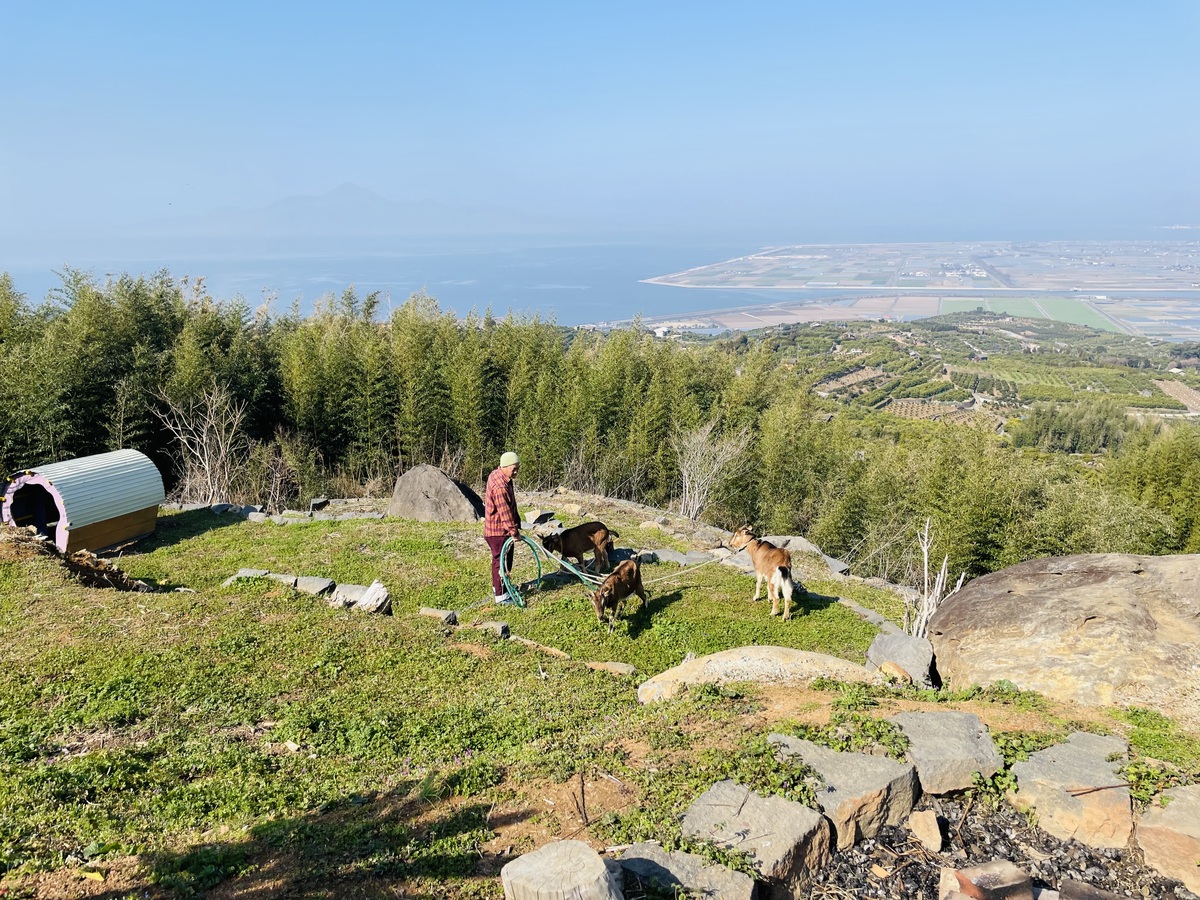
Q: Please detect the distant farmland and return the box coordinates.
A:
[938,296,1119,332]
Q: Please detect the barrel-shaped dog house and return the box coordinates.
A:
[2,449,165,553]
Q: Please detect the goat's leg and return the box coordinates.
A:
[752,572,763,601]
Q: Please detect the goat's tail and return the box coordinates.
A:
[774,566,795,602]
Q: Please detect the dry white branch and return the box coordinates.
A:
[156,383,250,504]
[671,421,751,521]
[904,518,966,638]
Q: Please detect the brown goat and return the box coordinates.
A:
[542,521,618,572]
[728,526,798,620]
[590,559,647,629]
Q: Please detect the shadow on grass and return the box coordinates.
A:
[107,508,241,558]
[624,588,683,639]
[89,783,528,899]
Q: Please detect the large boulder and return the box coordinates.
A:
[637,646,876,703]
[387,465,484,522]
[928,554,1200,728]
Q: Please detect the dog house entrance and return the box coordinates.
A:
[8,483,60,539]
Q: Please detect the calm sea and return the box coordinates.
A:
[3,235,872,327]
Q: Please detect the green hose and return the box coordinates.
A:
[499,534,603,608]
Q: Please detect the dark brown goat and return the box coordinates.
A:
[542,521,618,572]
[590,559,647,629]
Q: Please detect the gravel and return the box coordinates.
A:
[805,794,1198,899]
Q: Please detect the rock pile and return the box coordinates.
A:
[221,569,391,614]
[502,715,1199,899]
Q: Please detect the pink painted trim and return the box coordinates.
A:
[1,472,70,552]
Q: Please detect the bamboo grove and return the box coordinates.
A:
[2,270,1199,584]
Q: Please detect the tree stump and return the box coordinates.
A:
[501,840,622,900]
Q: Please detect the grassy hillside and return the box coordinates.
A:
[1,506,1197,899]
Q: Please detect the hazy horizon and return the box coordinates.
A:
[3,2,1198,255]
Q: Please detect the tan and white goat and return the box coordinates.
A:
[728,526,798,620]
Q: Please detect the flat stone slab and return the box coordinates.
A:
[266,572,298,588]
[247,512,269,523]
[329,583,368,607]
[652,548,690,565]
[889,711,1003,795]
[221,568,269,587]
[1135,783,1200,894]
[1009,732,1131,849]
[619,842,755,900]
[866,633,935,687]
[295,575,335,596]
[474,621,510,639]
[585,661,637,677]
[638,646,876,703]
[770,734,920,849]
[501,839,621,900]
[419,607,458,626]
[681,779,831,889]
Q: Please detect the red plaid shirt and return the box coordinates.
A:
[484,467,519,538]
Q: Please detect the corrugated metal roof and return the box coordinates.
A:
[15,449,165,528]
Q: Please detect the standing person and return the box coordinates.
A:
[484,451,521,605]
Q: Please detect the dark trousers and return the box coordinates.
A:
[486,534,514,596]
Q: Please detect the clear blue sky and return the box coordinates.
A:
[2,0,1198,239]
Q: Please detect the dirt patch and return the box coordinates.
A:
[482,774,636,862]
[8,856,160,900]
[0,525,151,591]
[450,642,492,659]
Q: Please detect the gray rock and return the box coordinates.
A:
[266,572,298,588]
[866,633,935,687]
[220,568,270,587]
[1135,783,1200,895]
[681,779,831,892]
[351,580,392,615]
[247,512,269,523]
[280,509,310,518]
[652,548,690,565]
[523,509,557,525]
[620,842,755,900]
[180,502,208,512]
[309,496,329,512]
[762,534,823,555]
[475,620,510,639]
[837,596,904,635]
[1060,880,1123,899]
[822,554,851,575]
[329,583,368,607]
[387,464,484,522]
[585,661,637,677]
[683,550,714,565]
[295,576,335,596]
[889,711,1003,794]
[1010,732,1131,850]
[419,607,458,626]
[634,549,658,564]
[720,551,758,575]
[928,553,1200,729]
[639,646,876,704]
[358,512,386,520]
[501,840,622,900]
[770,734,920,849]
[210,503,235,514]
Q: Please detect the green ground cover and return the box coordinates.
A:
[1,508,1194,897]
[1037,297,1118,331]
[987,298,1044,319]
